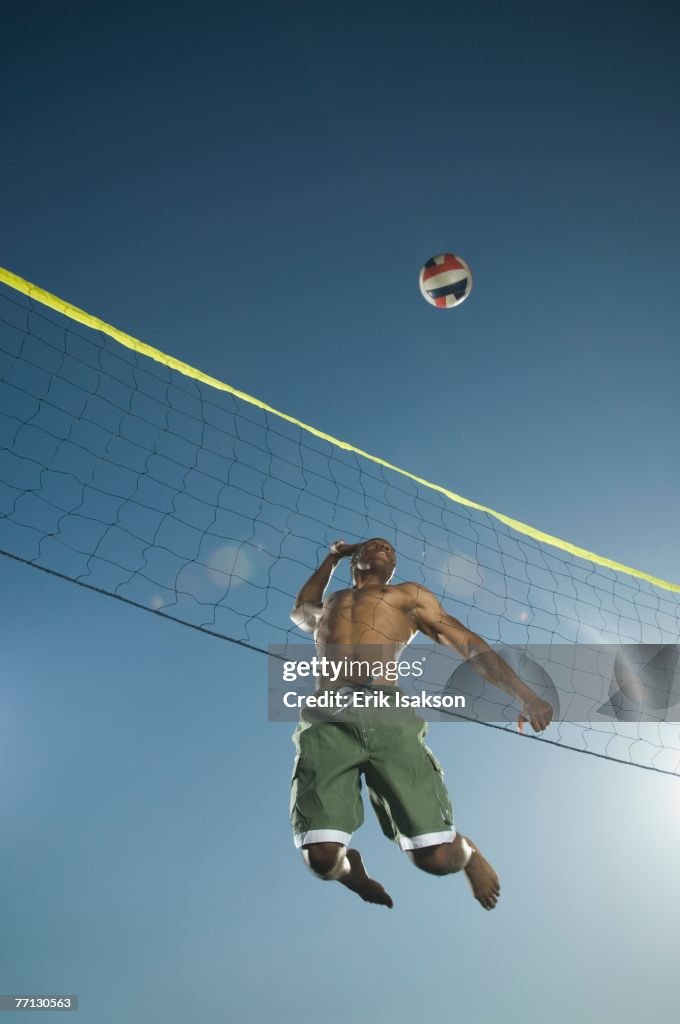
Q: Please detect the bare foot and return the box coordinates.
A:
[464,847,501,910]
[340,849,394,908]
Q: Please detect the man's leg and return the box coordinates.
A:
[407,834,501,910]
[302,842,393,908]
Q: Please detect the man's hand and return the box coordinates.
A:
[330,539,361,558]
[518,695,553,734]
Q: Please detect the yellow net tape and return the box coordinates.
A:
[2,264,677,593]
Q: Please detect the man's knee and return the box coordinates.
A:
[302,842,346,880]
[408,842,461,876]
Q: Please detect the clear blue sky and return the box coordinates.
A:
[2,3,679,1022]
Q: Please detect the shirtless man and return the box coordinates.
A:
[290,538,553,910]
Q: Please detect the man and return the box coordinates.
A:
[289,538,553,910]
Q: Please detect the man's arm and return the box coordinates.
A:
[290,540,360,633]
[411,586,553,733]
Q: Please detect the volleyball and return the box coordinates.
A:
[419,252,473,308]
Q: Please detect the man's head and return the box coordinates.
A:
[350,538,397,586]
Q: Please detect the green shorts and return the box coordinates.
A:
[290,689,455,852]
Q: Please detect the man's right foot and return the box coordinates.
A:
[464,847,501,910]
[340,849,394,908]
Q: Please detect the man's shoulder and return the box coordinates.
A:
[323,586,351,603]
[391,581,435,596]
[387,581,438,607]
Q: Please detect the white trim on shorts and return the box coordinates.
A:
[294,828,353,849]
[398,828,456,851]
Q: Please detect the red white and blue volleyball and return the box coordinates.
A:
[419,252,473,308]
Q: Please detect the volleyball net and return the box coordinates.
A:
[1,267,679,775]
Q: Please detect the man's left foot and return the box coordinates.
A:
[340,849,394,908]
[464,847,501,910]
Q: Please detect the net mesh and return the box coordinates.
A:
[2,274,679,774]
